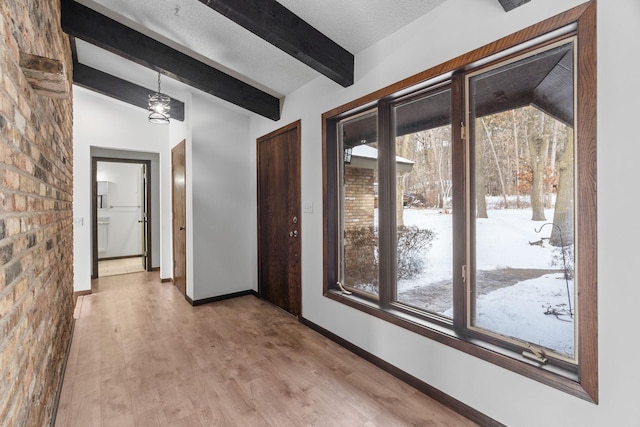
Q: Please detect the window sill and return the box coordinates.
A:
[324,288,591,402]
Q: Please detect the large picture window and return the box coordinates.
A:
[323,4,596,402]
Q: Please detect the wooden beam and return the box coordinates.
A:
[73,63,185,121]
[19,52,70,98]
[61,0,280,120]
[198,0,354,87]
[497,0,531,12]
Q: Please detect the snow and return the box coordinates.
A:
[397,206,575,357]
[351,144,414,165]
[466,273,574,357]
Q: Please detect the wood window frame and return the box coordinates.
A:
[322,2,597,402]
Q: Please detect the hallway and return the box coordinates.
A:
[55,272,477,426]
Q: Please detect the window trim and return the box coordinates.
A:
[322,2,597,403]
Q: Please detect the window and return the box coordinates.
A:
[339,110,380,298]
[323,4,596,402]
[467,40,577,361]
[392,88,453,316]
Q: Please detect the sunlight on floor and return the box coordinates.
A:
[98,256,145,277]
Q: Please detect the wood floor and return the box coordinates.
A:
[98,256,145,277]
[55,272,478,427]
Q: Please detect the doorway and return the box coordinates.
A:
[92,157,152,279]
[257,121,302,316]
[171,140,187,296]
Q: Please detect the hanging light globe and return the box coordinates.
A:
[148,72,170,124]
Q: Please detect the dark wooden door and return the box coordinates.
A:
[172,140,187,296]
[257,121,301,316]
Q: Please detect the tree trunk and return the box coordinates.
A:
[527,110,549,221]
[475,120,488,218]
[512,110,521,208]
[547,120,559,208]
[481,118,509,208]
[396,134,411,227]
[550,127,574,246]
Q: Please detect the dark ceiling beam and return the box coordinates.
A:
[197,0,354,87]
[61,0,280,120]
[74,63,185,121]
[498,0,531,12]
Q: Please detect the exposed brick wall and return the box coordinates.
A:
[344,166,375,231]
[344,165,407,230]
[0,0,74,426]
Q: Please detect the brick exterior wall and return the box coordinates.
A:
[344,165,408,230]
[0,1,74,426]
[344,166,375,231]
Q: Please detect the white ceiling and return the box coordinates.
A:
[74,0,447,111]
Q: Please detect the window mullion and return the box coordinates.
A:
[377,101,394,307]
[451,74,468,330]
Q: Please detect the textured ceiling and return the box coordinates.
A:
[74,0,447,109]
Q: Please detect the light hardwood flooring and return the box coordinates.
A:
[98,256,146,277]
[55,272,478,427]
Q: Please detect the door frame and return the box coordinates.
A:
[256,120,302,316]
[91,157,152,279]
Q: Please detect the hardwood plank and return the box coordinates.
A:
[101,369,135,427]
[55,271,479,426]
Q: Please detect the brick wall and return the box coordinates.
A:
[0,0,74,426]
[344,165,407,230]
[344,166,375,231]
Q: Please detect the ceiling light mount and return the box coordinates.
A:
[148,72,170,124]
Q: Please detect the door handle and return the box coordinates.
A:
[179,226,185,231]
[289,230,298,237]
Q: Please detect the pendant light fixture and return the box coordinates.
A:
[148,72,170,124]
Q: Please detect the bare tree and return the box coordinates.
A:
[396,134,412,227]
[474,121,488,218]
[527,109,549,221]
[511,110,522,208]
[547,120,559,208]
[550,127,574,246]
[481,117,508,208]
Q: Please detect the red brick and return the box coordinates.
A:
[0,1,74,425]
[2,168,19,189]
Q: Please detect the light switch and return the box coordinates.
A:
[303,202,313,213]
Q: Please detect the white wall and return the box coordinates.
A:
[190,93,254,300]
[73,84,254,302]
[249,1,640,425]
[73,86,171,290]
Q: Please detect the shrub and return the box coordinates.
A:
[397,225,436,279]
[344,225,437,291]
[344,226,379,290]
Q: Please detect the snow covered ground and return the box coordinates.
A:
[398,207,575,357]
